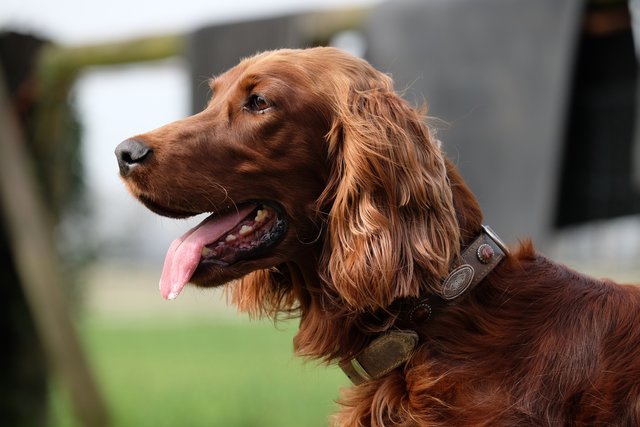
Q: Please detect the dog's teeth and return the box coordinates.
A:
[201,247,213,257]
[254,209,267,223]
[225,234,237,242]
[239,225,253,236]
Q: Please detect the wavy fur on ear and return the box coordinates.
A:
[318,79,460,310]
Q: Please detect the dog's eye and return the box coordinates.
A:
[244,94,272,114]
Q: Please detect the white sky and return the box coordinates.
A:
[0,0,379,45]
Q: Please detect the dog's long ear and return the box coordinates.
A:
[319,86,460,310]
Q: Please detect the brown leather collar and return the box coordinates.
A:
[339,225,508,385]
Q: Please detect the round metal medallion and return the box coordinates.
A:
[441,264,474,300]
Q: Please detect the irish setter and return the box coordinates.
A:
[115,47,640,426]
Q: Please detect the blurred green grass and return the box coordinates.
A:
[50,318,347,427]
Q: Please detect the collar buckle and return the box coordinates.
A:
[339,330,419,385]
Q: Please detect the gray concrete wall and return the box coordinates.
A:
[366,0,585,246]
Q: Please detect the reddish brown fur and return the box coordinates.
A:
[119,47,640,426]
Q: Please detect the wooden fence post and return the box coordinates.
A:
[0,65,109,427]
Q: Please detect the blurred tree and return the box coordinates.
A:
[0,31,54,427]
[1,30,183,427]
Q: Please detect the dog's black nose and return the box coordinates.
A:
[115,138,152,177]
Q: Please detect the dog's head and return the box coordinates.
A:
[116,47,460,316]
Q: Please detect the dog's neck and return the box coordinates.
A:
[338,225,508,385]
[292,157,494,368]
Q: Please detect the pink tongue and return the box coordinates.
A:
[159,204,256,300]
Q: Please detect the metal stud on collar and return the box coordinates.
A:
[409,302,433,323]
[476,243,495,264]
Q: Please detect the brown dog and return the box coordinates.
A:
[116,47,640,426]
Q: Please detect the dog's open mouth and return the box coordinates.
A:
[200,204,286,264]
[158,202,287,300]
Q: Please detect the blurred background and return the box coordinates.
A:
[1,0,639,426]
